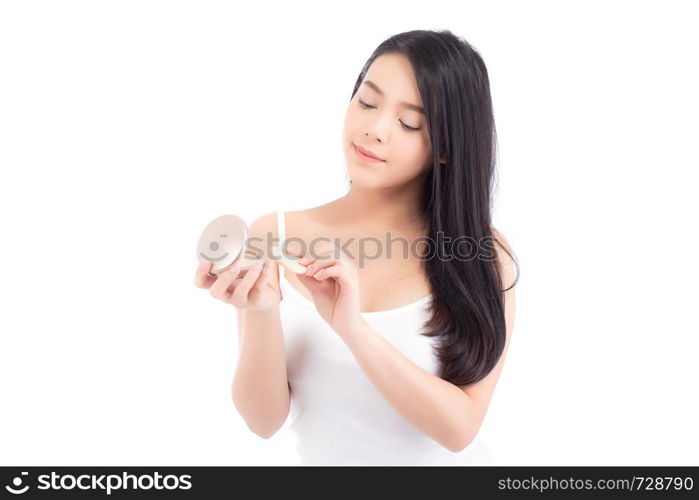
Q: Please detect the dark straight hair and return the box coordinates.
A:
[348,29,519,386]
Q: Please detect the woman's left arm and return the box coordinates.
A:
[343,231,516,453]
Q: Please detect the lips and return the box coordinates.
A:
[354,144,385,161]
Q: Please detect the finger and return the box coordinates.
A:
[194,261,217,288]
[194,261,207,286]
[303,256,340,278]
[297,251,324,266]
[251,260,272,292]
[277,243,314,273]
[209,264,240,300]
[300,242,338,269]
[311,262,342,281]
[230,260,265,307]
[312,263,356,292]
[284,240,305,259]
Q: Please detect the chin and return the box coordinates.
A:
[346,168,381,187]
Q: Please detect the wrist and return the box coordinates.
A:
[338,316,371,345]
[243,304,280,318]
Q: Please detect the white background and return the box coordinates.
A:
[1,0,697,466]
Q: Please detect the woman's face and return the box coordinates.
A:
[342,53,440,188]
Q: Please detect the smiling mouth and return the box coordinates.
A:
[199,252,229,262]
[353,143,385,162]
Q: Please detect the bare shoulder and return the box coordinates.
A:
[490,226,513,256]
[489,226,516,288]
[489,226,516,340]
[248,211,279,241]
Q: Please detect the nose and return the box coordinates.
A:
[364,115,391,144]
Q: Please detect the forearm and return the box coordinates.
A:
[232,306,290,438]
[342,320,477,452]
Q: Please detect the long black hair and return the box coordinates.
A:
[348,29,519,386]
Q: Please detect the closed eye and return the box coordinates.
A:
[358,99,421,131]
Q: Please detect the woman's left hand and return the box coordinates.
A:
[295,242,363,339]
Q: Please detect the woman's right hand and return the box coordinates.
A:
[194,259,281,311]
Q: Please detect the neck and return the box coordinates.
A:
[338,176,429,232]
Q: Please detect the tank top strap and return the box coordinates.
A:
[275,210,287,300]
[276,210,286,245]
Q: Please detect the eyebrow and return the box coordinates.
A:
[362,80,425,115]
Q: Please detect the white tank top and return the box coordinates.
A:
[275,210,496,465]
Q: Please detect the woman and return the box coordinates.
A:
[194,29,518,465]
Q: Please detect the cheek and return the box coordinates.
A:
[342,107,360,138]
[395,135,431,168]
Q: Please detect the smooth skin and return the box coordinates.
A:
[194,52,515,451]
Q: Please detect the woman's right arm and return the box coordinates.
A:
[194,212,291,439]
[232,304,290,439]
